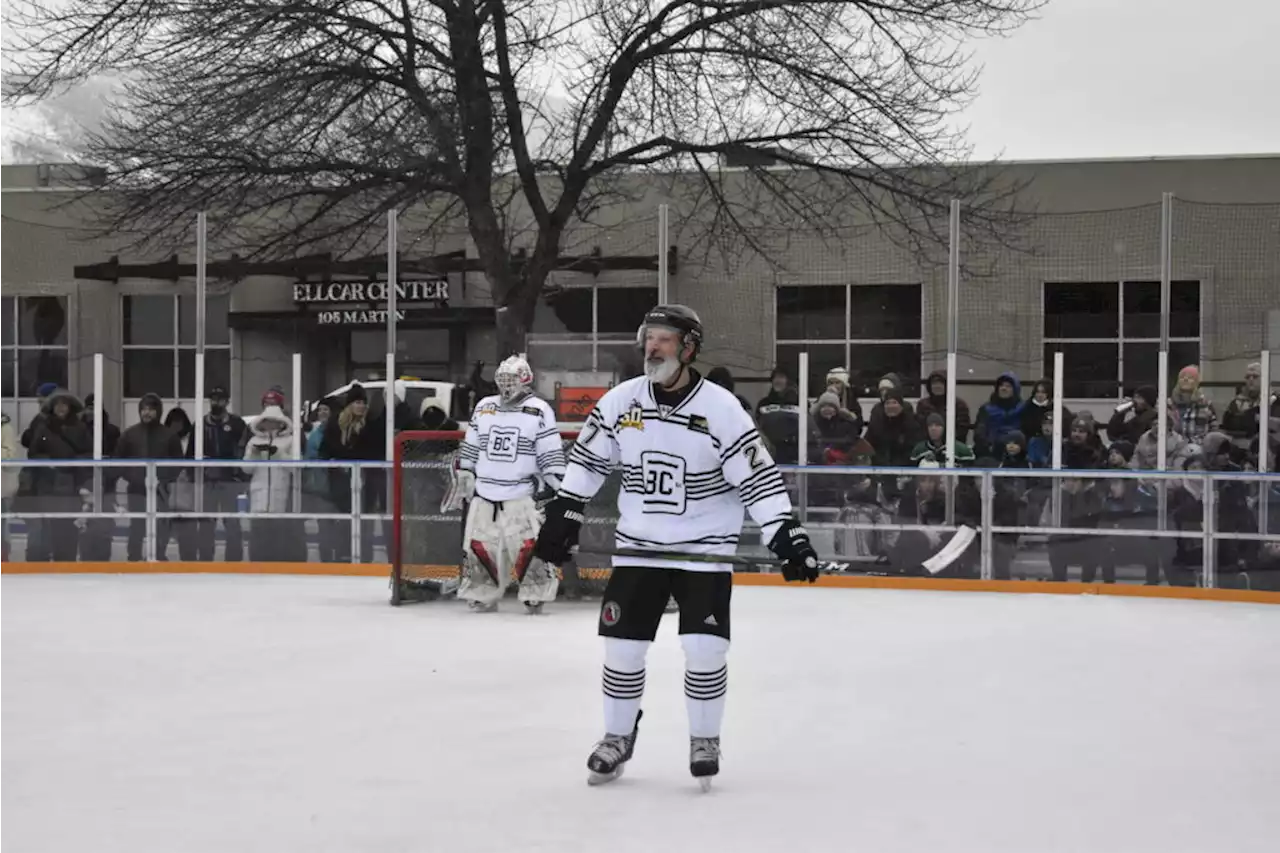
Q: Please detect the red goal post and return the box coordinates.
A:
[390,429,616,604]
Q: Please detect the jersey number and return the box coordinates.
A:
[745,444,765,470]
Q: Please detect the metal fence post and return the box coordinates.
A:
[351,464,362,563]
[146,462,157,562]
[1201,473,1216,589]
[980,470,994,581]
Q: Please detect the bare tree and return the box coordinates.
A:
[4,0,1041,357]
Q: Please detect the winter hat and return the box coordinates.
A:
[262,388,285,408]
[36,382,58,398]
[917,458,941,470]
[816,391,841,413]
[1004,430,1026,450]
[826,367,850,386]
[208,384,230,400]
[883,388,906,407]
[1178,365,1200,383]
[1134,385,1158,407]
[1109,440,1135,463]
[1070,416,1092,432]
[346,383,368,404]
[926,412,945,428]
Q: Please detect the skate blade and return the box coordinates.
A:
[587,763,624,786]
[523,603,545,615]
[697,777,713,792]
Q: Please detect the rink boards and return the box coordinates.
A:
[3,559,1279,604]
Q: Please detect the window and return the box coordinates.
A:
[121,294,231,398]
[2,296,70,397]
[528,285,654,373]
[775,284,923,396]
[1042,281,1200,398]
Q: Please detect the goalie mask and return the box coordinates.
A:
[636,304,703,386]
[495,354,534,404]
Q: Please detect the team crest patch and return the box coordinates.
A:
[601,601,622,627]
[618,400,644,431]
[521,406,542,417]
[688,415,709,434]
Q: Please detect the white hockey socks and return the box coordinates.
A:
[682,633,729,739]
[602,638,649,735]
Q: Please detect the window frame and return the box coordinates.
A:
[774,283,925,391]
[527,283,656,371]
[1040,280,1203,400]
[2,295,72,398]
[120,293,233,401]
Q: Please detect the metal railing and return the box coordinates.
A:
[3,459,1278,589]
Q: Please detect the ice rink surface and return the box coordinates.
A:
[3,575,1278,853]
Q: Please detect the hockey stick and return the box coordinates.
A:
[576,525,977,577]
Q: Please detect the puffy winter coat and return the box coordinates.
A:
[973,372,1028,458]
[243,406,295,514]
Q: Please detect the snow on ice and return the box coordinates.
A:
[3,575,1277,853]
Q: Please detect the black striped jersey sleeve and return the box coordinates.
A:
[715,402,792,542]
[457,402,483,472]
[559,399,620,504]
[534,407,567,489]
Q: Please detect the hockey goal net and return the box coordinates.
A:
[391,429,619,604]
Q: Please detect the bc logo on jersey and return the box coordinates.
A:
[618,400,645,431]
[639,450,686,514]
[486,426,520,463]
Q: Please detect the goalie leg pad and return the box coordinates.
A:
[507,498,559,604]
[457,499,507,606]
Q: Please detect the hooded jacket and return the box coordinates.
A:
[26,389,92,496]
[864,390,922,468]
[755,385,802,464]
[808,392,866,464]
[243,405,295,513]
[1021,378,1073,444]
[973,372,1028,457]
[115,393,185,491]
[914,370,972,442]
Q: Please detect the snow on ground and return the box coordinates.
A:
[3,575,1277,853]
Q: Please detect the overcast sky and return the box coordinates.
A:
[959,0,1279,160]
[3,0,1277,164]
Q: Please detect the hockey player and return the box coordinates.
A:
[533,305,819,790]
[443,355,566,614]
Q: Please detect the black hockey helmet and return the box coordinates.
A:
[636,304,703,363]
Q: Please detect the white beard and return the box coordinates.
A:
[644,356,680,385]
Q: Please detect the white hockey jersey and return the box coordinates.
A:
[458,395,566,501]
[560,374,794,573]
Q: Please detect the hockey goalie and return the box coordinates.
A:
[442,355,567,613]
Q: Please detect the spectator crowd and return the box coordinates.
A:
[1,379,457,565]
[3,361,1279,589]
[720,361,1280,590]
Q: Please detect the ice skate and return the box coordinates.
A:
[522,600,545,615]
[467,599,498,613]
[587,710,643,786]
[690,736,720,791]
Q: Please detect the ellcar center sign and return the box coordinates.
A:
[293,278,449,325]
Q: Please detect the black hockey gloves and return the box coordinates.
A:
[768,520,820,583]
[534,495,586,566]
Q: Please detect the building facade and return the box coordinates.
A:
[3,155,1279,431]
